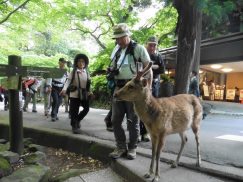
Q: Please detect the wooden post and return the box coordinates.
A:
[8,55,23,155]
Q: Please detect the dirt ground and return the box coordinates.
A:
[42,147,105,178]
[12,146,106,179]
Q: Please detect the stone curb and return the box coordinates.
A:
[210,110,243,116]
[1,123,243,181]
[136,147,243,182]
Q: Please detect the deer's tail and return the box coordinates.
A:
[191,96,203,131]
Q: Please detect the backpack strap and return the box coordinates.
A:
[69,68,76,85]
[126,41,142,74]
[86,69,91,92]
[127,41,141,64]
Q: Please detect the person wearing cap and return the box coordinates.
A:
[146,36,165,98]
[138,36,165,142]
[46,58,68,121]
[108,23,152,160]
[60,54,92,134]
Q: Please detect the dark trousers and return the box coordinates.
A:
[4,95,8,107]
[105,107,112,126]
[152,80,160,98]
[69,97,89,129]
[51,88,63,118]
[112,97,139,150]
[140,121,147,135]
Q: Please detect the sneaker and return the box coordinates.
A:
[78,123,81,129]
[72,128,81,134]
[32,110,37,113]
[109,148,127,159]
[51,118,56,122]
[105,120,113,132]
[142,133,151,142]
[106,126,113,132]
[127,148,136,160]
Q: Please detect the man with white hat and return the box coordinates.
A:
[108,23,152,160]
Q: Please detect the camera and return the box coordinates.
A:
[106,67,119,80]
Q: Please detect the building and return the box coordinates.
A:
[160,32,243,102]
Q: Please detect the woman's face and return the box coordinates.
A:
[77,59,85,69]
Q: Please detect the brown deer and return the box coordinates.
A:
[114,62,202,182]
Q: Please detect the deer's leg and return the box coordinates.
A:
[171,132,187,168]
[152,136,165,182]
[192,124,201,167]
[144,135,157,178]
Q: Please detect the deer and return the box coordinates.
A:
[114,62,202,182]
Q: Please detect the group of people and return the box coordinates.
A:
[0,22,202,162]
[0,56,93,136]
[198,78,216,100]
[1,23,167,160]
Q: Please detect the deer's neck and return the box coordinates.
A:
[133,94,160,124]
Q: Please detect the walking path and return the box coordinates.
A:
[0,100,243,181]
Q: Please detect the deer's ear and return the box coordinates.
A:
[141,78,148,87]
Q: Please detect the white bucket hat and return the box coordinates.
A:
[112,23,131,39]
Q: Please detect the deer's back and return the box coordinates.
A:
[145,94,202,135]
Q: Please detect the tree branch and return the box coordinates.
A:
[0,0,8,5]
[100,11,115,27]
[72,26,107,50]
[0,0,31,24]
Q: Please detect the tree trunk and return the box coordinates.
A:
[192,10,202,73]
[173,0,202,94]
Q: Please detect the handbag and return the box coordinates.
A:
[67,84,77,92]
[66,69,77,95]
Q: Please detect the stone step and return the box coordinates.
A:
[65,167,125,182]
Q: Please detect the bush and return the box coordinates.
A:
[91,75,112,108]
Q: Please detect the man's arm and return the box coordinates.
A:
[137,45,153,88]
[152,54,165,74]
[143,61,153,89]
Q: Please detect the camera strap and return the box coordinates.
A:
[110,45,132,71]
[108,41,139,75]
[109,47,122,69]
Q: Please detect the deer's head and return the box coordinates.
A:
[114,62,152,102]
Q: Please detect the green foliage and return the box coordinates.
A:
[89,43,115,73]
[91,75,111,103]
[161,74,173,83]
[200,0,238,38]
[1,0,239,107]
[21,54,68,67]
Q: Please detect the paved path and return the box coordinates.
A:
[0,101,243,181]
